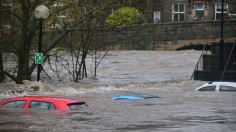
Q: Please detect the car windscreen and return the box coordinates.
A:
[2,100,26,108]
[68,103,88,110]
[198,85,216,91]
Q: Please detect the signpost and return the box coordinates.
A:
[35,53,43,64]
[34,5,49,82]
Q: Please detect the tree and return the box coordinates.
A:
[0,0,66,84]
[105,7,141,26]
[45,0,113,82]
[0,0,121,83]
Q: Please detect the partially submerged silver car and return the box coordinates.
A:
[195,82,236,92]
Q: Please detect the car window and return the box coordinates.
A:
[2,100,26,108]
[49,103,56,110]
[198,85,216,91]
[30,101,56,110]
[219,85,236,91]
[68,103,88,110]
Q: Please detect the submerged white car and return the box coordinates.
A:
[195,82,236,92]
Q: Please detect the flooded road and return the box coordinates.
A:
[0,51,236,131]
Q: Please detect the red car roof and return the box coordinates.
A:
[16,96,84,104]
[26,96,83,103]
[0,96,86,110]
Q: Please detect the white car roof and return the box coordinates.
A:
[195,81,236,91]
[208,82,236,86]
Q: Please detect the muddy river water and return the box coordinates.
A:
[0,51,235,132]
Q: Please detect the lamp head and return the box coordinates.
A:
[34,5,49,19]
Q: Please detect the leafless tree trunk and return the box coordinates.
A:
[0,51,3,82]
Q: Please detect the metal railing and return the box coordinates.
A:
[220,40,236,80]
[191,43,209,80]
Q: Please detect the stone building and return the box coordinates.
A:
[1,0,235,30]
[151,0,236,23]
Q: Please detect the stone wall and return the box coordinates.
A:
[100,20,236,51]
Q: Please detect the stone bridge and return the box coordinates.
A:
[99,20,236,51]
[95,21,236,81]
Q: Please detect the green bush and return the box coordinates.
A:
[106,7,141,26]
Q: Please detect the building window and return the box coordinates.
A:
[1,3,12,26]
[153,11,161,24]
[172,3,185,22]
[52,2,66,29]
[195,3,205,21]
[1,3,12,35]
[215,3,228,20]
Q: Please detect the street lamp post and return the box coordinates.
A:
[219,0,224,71]
[34,5,49,81]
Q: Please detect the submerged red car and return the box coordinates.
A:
[0,96,87,111]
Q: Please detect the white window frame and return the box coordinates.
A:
[52,2,65,29]
[153,11,161,24]
[195,3,205,11]
[53,2,64,7]
[215,3,228,20]
[172,3,185,22]
[194,2,205,21]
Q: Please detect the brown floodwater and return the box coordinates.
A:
[0,51,235,131]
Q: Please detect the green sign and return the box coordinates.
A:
[35,53,44,64]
